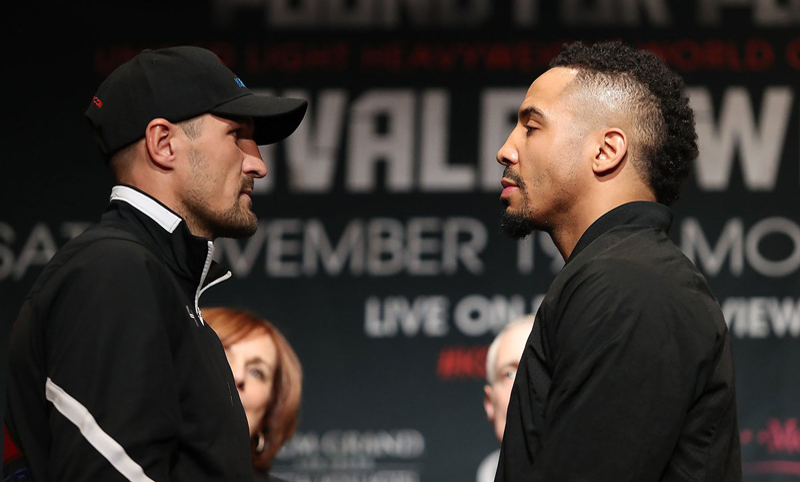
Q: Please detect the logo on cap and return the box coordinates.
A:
[234,77,246,88]
[92,96,103,108]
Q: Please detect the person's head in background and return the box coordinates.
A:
[203,307,302,471]
[483,315,535,442]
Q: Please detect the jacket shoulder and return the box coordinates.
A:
[553,228,725,336]
[28,225,164,297]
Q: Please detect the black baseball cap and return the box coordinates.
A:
[85,46,308,156]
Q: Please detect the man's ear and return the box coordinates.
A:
[484,385,495,423]
[144,118,180,170]
[592,128,628,176]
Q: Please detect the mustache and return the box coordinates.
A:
[503,167,525,188]
[241,177,255,192]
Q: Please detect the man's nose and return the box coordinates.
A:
[497,136,519,167]
[242,140,267,178]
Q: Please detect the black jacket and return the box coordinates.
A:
[497,202,741,482]
[5,185,253,481]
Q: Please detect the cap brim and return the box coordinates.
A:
[210,94,308,145]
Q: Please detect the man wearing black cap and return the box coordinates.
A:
[4,46,307,481]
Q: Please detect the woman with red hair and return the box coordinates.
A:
[203,307,302,481]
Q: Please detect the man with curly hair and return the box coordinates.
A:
[495,41,741,481]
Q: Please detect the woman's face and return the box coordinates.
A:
[224,331,278,436]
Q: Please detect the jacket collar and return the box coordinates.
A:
[568,201,673,263]
[110,185,182,233]
[106,185,231,295]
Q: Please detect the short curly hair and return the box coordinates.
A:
[550,41,698,205]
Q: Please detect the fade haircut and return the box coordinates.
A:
[177,115,203,141]
[107,115,205,181]
[550,41,698,205]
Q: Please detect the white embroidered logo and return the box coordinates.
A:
[185,305,200,327]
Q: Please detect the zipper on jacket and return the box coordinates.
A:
[195,242,234,326]
[199,271,232,298]
[195,241,215,326]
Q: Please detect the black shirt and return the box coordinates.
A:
[496,202,741,482]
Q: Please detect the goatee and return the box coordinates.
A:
[501,209,537,239]
[499,166,537,239]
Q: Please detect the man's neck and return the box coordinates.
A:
[115,180,211,240]
[551,192,656,261]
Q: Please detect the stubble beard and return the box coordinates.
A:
[200,192,258,239]
[184,149,259,239]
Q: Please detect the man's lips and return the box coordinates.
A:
[501,178,519,198]
[240,188,254,204]
[241,179,255,197]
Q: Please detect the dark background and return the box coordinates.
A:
[3,1,800,480]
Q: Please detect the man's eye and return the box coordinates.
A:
[504,369,517,380]
[249,368,266,380]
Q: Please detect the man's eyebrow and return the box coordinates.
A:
[519,105,545,122]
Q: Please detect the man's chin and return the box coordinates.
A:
[209,212,259,239]
[231,214,259,238]
[500,210,537,239]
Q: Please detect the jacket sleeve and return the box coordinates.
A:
[43,240,181,481]
[529,261,728,481]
